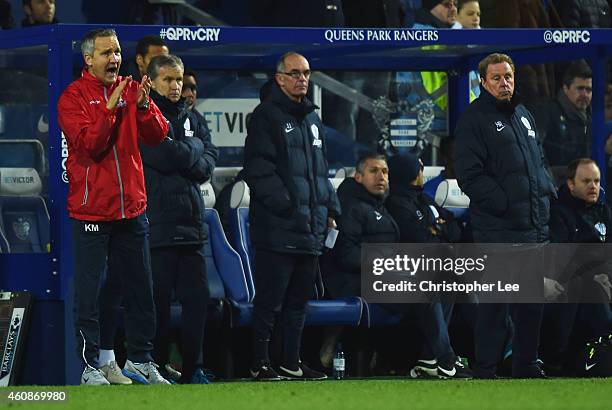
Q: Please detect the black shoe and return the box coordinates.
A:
[250,364,282,381]
[512,364,547,379]
[437,359,473,379]
[277,363,328,380]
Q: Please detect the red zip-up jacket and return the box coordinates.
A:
[58,69,169,221]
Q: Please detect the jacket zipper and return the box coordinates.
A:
[302,120,318,229]
[104,87,126,218]
[81,166,90,205]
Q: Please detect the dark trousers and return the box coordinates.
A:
[420,302,455,367]
[72,214,155,369]
[383,302,456,368]
[474,303,543,377]
[252,249,317,369]
[152,245,209,382]
[542,303,612,364]
[99,267,122,351]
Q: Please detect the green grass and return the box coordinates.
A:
[1,379,610,410]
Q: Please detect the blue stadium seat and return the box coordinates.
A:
[0,196,49,253]
[204,208,253,327]
[226,206,363,327]
[0,104,48,142]
[227,207,255,300]
[0,140,46,173]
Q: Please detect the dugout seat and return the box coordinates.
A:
[226,182,363,327]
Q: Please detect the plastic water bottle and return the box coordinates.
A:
[332,343,345,380]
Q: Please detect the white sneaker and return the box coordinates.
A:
[100,360,132,385]
[123,360,171,385]
[81,366,110,385]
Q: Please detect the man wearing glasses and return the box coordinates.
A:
[243,52,340,381]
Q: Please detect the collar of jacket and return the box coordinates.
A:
[478,87,521,115]
[338,178,386,208]
[265,80,317,119]
[80,68,122,92]
[150,89,187,117]
[557,183,604,211]
[556,89,590,125]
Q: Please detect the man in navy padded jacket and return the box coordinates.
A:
[243,52,340,381]
[455,52,555,379]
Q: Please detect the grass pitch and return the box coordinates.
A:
[1,378,610,410]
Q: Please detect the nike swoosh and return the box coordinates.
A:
[585,362,597,371]
[128,364,150,380]
[438,367,456,377]
[285,127,295,133]
[38,115,49,133]
[83,376,89,383]
[280,366,303,377]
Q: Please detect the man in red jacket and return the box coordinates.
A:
[58,28,170,385]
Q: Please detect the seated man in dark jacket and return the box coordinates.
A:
[542,158,612,374]
[385,153,471,378]
[141,54,218,384]
[325,154,399,298]
[386,153,462,244]
[325,153,472,379]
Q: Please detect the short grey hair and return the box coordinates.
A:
[81,28,117,58]
[276,51,306,73]
[147,54,184,80]
[356,153,387,174]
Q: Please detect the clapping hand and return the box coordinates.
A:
[137,75,152,109]
[106,76,131,111]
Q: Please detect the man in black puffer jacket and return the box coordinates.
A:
[244,52,340,381]
[455,53,555,379]
[141,54,218,384]
[326,154,399,298]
